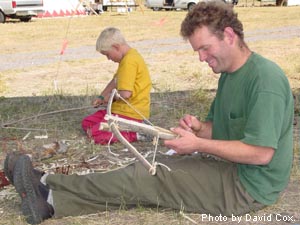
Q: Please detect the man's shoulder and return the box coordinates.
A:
[249,52,281,71]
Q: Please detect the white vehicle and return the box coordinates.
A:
[145,0,238,11]
[145,0,200,11]
[85,0,137,13]
[0,0,43,23]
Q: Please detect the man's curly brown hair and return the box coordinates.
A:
[180,1,244,41]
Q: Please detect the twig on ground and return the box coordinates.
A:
[179,211,197,224]
[1,105,102,128]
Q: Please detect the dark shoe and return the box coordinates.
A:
[4,151,22,184]
[4,152,45,186]
[13,155,53,224]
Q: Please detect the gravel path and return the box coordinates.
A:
[1,26,300,72]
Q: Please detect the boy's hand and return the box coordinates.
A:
[92,98,104,108]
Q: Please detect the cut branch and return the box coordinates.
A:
[108,122,154,172]
[104,114,177,140]
[1,105,104,128]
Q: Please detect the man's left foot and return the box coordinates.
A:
[13,155,54,224]
[4,151,23,184]
[4,152,45,186]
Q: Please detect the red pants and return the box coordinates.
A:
[81,109,141,145]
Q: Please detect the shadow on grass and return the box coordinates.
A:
[0,89,214,142]
[0,89,299,225]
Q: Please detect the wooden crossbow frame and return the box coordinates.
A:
[104,89,177,175]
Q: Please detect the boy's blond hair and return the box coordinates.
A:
[96,27,127,52]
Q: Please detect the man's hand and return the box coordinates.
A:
[179,114,203,134]
[163,114,213,155]
[178,114,212,139]
[164,127,200,155]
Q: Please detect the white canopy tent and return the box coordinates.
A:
[38,0,86,17]
[287,0,300,5]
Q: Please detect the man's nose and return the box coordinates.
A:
[198,50,207,62]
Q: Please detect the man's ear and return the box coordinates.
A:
[223,27,235,45]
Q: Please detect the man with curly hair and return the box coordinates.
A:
[5,1,293,224]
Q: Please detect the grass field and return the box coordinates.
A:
[0,2,300,224]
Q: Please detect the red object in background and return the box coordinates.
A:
[0,171,10,189]
[60,39,69,55]
[153,17,166,26]
[12,1,16,8]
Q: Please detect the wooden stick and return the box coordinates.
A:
[109,122,154,172]
[106,89,158,174]
[104,114,177,140]
[1,105,104,127]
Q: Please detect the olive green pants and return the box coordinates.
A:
[46,154,264,218]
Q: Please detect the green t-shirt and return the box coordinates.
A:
[206,52,294,205]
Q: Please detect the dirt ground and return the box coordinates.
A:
[0,13,300,225]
